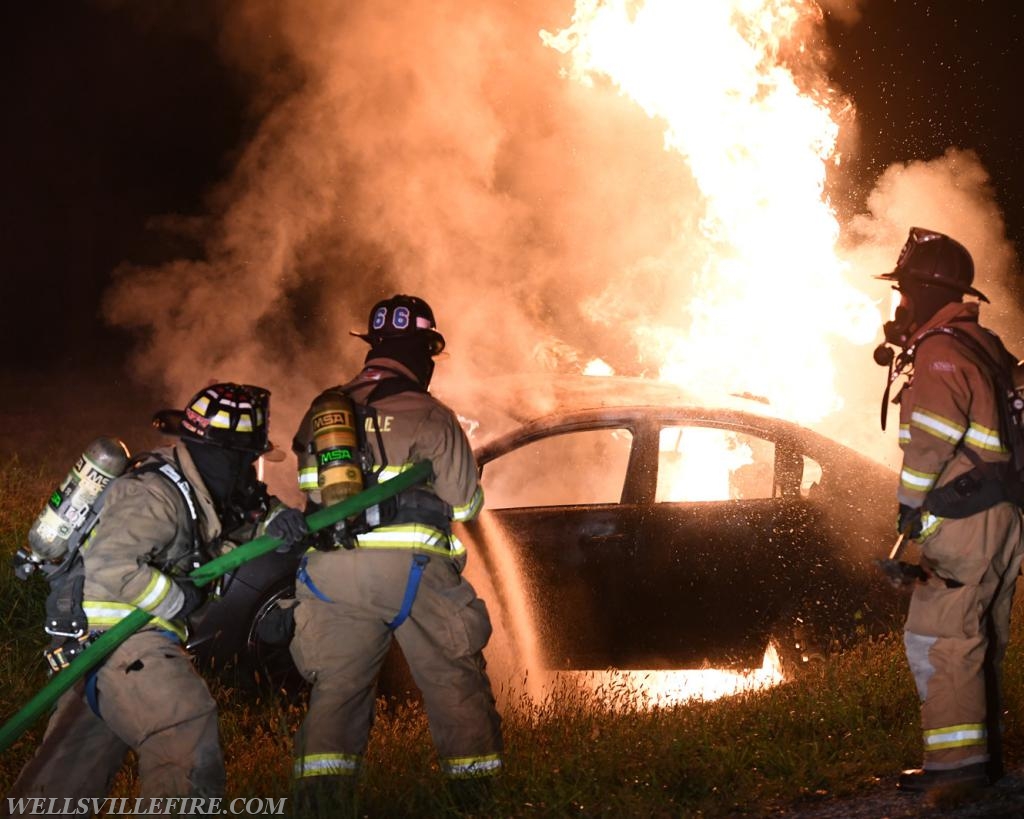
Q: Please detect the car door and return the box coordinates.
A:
[476,424,644,669]
[630,422,820,669]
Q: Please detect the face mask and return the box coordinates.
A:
[185,440,267,528]
[882,304,915,348]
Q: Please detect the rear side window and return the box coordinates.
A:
[656,426,776,502]
[482,428,633,508]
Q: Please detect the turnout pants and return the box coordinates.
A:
[289,548,503,782]
[5,630,224,808]
[904,501,1024,772]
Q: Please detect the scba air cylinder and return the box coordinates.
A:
[28,437,131,560]
[311,391,364,505]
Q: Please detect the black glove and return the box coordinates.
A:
[309,520,357,551]
[897,503,923,539]
[269,506,310,553]
[175,579,206,619]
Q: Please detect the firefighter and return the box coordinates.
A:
[875,228,1024,793]
[287,294,503,813]
[4,383,307,806]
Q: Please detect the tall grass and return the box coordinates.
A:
[2,455,1022,816]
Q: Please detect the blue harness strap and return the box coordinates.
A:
[386,554,430,630]
[297,555,334,603]
[84,668,102,718]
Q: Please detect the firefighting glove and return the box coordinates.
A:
[174,579,207,619]
[897,503,923,539]
[269,506,311,554]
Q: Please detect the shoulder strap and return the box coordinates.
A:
[128,452,200,552]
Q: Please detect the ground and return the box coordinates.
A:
[776,769,1024,818]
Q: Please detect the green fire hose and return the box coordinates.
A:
[0,459,432,754]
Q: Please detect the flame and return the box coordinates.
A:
[551,642,787,708]
[542,0,880,423]
[657,426,753,502]
[582,357,615,376]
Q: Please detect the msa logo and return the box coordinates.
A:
[313,411,353,431]
[86,467,113,487]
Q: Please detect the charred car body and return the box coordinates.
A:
[187,377,904,681]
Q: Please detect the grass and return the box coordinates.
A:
[2,454,1023,816]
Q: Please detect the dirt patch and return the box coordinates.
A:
[773,768,1024,818]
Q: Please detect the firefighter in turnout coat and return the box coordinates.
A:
[288,295,502,812]
[876,228,1024,793]
[5,383,306,806]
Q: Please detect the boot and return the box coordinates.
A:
[897,763,989,793]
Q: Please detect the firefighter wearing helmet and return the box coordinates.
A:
[874,228,1024,793]
[6,383,307,805]
[287,295,502,813]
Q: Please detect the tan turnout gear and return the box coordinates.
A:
[289,354,502,797]
[895,301,1024,777]
[6,444,226,804]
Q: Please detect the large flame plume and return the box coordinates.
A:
[542,0,878,423]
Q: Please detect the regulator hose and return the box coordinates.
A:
[0,460,432,753]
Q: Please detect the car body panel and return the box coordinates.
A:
[189,379,904,683]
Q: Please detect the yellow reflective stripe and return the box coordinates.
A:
[924,723,986,750]
[298,467,318,492]
[210,409,232,429]
[355,525,466,557]
[82,601,187,641]
[919,512,942,538]
[443,753,503,778]
[899,423,911,444]
[131,569,171,611]
[453,486,484,522]
[964,422,1006,453]
[293,753,361,778]
[909,409,965,444]
[376,464,412,481]
[901,465,938,492]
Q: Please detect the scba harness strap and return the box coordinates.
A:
[41,455,199,674]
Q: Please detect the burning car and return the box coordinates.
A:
[187,377,904,688]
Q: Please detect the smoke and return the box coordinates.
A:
[102,0,1020,495]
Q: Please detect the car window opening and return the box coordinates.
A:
[482,428,634,508]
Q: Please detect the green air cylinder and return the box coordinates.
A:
[27,437,131,560]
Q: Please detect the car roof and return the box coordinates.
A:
[465,376,893,482]
[451,373,777,439]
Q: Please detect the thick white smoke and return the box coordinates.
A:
[102,0,1020,492]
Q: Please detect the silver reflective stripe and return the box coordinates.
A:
[910,410,964,444]
[158,463,197,521]
[444,754,503,777]
[293,754,360,778]
[133,570,172,611]
[964,423,1005,452]
[924,723,986,750]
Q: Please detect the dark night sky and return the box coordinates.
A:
[2,1,1022,372]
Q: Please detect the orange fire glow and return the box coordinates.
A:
[543,0,880,424]
[552,643,787,709]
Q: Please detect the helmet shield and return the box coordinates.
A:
[876,227,988,302]
[351,294,446,355]
[153,383,272,453]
